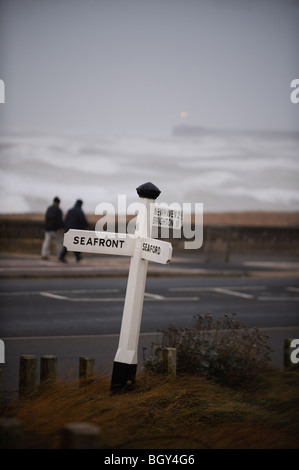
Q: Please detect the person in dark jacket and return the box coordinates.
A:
[41,196,64,260]
[59,199,88,262]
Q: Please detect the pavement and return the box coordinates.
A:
[1,251,299,279]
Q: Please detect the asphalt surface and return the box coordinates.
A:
[1,276,299,336]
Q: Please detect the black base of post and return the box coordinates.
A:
[110,361,137,393]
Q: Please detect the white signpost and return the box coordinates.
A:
[63,182,173,391]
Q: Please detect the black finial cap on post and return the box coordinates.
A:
[136,182,161,200]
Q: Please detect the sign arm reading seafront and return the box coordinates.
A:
[63,182,173,392]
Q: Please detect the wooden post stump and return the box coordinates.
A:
[19,355,37,397]
[40,355,57,385]
[79,356,95,386]
[163,347,177,377]
[60,422,102,449]
[0,418,24,449]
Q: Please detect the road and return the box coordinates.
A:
[1,276,299,335]
[1,276,299,393]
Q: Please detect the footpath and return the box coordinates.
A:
[0,251,299,279]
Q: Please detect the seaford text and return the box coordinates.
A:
[103,454,195,466]
[95,195,203,249]
[142,242,161,255]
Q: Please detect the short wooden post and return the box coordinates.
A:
[284,339,299,370]
[40,355,57,385]
[0,418,24,449]
[163,347,177,377]
[79,356,95,386]
[19,355,37,397]
[60,422,102,449]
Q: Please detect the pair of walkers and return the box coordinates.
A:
[41,197,88,263]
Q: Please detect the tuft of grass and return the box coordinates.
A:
[1,369,299,449]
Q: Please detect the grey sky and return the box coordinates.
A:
[0,0,298,135]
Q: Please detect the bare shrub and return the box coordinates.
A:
[143,313,272,386]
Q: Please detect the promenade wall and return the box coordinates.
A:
[1,212,298,255]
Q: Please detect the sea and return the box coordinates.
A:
[0,128,298,215]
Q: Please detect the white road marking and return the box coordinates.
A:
[53,289,120,294]
[39,291,199,302]
[144,292,165,300]
[0,288,120,296]
[169,285,299,301]
[40,292,68,300]
[169,286,266,292]
[2,286,299,303]
[153,297,200,301]
[212,288,254,299]
[40,292,124,302]
[169,286,254,299]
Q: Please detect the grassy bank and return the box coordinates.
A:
[2,369,299,449]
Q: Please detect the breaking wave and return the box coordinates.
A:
[0,129,298,214]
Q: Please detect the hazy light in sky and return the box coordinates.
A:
[180,112,188,119]
[0,0,298,135]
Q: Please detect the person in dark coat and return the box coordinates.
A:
[41,196,64,259]
[59,199,88,262]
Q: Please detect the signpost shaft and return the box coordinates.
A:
[110,197,154,391]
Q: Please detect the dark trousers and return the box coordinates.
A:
[59,246,82,261]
